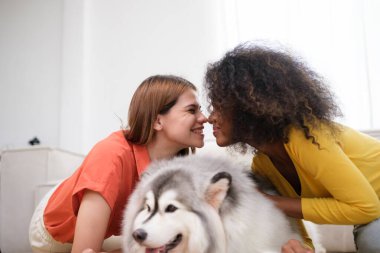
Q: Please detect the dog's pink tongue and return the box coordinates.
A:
[145,246,166,253]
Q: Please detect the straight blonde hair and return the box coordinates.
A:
[125,75,197,155]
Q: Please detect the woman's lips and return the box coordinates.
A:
[212,126,220,136]
[191,126,204,135]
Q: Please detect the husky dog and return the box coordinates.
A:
[122,154,302,253]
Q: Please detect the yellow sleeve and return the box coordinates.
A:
[286,127,380,224]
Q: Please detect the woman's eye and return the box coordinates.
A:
[165,204,178,213]
[188,109,196,114]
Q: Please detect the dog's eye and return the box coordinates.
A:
[145,204,151,212]
[165,204,178,213]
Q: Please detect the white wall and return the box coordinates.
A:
[0,0,63,150]
[1,0,225,154]
[1,0,379,155]
[77,0,225,153]
[227,0,380,130]
[59,0,87,154]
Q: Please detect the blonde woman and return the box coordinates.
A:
[29,75,207,253]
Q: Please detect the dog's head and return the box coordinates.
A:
[123,169,231,253]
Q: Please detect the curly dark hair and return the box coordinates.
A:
[205,43,342,149]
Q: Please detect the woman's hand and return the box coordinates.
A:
[82,249,99,253]
[82,249,122,253]
[281,239,314,253]
[262,193,304,219]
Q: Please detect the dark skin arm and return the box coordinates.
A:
[263,193,303,219]
[257,142,304,219]
[256,142,311,252]
[282,239,314,253]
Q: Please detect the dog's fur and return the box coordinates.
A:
[122,154,303,253]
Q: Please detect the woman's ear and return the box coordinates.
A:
[153,115,163,131]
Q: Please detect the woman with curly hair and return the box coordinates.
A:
[205,43,380,253]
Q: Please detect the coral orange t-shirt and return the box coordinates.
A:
[43,130,151,243]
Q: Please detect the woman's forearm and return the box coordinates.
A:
[265,194,303,219]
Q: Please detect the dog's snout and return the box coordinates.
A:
[132,228,147,242]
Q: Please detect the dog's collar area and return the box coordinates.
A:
[144,234,182,253]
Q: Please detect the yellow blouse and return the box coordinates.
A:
[252,124,380,225]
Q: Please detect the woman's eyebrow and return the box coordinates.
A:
[185,103,200,108]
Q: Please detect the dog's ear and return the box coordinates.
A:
[205,171,232,210]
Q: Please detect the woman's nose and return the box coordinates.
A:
[198,112,208,123]
[208,111,215,123]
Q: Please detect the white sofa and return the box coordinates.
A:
[0,147,84,253]
[2,129,379,253]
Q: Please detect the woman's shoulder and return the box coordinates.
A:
[287,122,340,144]
[286,122,380,154]
[252,151,271,170]
[85,130,137,160]
[337,124,380,148]
[96,130,132,148]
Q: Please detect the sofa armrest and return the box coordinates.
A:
[0,147,83,253]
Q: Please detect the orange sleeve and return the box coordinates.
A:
[71,138,134,215]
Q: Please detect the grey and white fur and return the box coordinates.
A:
[122,154,303,253]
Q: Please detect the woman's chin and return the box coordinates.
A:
[194,141,205,148]
[215,137,233,147]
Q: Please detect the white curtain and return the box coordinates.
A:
[222,0,380,130]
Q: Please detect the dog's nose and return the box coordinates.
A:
[132,228,147,242]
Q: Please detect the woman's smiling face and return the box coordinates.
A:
[157,88,207,149]
[208,107,234,147]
